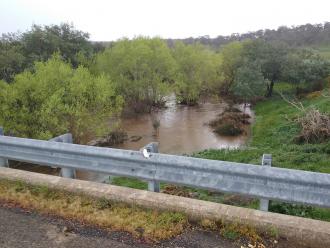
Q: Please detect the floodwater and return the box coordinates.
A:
[113,96,253,154]
[11,95,253,182]
[76,95,254,182]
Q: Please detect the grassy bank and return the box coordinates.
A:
[196,85,330,220]
[195,85,330,173]
[112,85,330,221]
[0,179,187,241]
[196,88,330,173]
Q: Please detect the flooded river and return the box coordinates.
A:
[13,96,254,182]
[113,97,253,154]
[77,96,254,182]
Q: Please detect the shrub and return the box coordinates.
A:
[214,123,243,136]
[0,54,123,143]
[209,108,251,136]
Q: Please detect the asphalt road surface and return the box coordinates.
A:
[0,205,240,248]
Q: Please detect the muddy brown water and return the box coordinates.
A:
[12,96,254,182]
[77,96,254,182]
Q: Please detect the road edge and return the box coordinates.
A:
[0,167,329,248]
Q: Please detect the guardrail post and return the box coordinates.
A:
[50,133,75,179]
[60,134,75,179]
[143,142,160,192]
[0,127,8,167]
[259,154,272,211]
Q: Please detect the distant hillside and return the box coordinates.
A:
[166,22,330,49]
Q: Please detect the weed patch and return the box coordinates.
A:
[0,179,187,241]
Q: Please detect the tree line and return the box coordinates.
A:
[0,24,329,143]
[167,22,330,48]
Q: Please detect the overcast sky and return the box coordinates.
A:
[0,0,329,41]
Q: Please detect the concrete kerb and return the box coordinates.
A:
[0,167,329,248]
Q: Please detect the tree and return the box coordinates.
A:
[220,41,243,93]
[0,33,25,82]
[231,63,268,101]
[241,40,288,97]
[172,42,222,105]
[21,23,93,67]
[282,49,330,89]
[0,54,123,144]
[95,37,176,112]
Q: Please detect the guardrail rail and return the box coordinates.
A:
[0,128,329,211]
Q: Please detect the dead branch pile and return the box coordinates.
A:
[295,108,330,143]
[209,107,251,136]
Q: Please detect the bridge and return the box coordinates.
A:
[0,128,330,247]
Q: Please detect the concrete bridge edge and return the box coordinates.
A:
[0,167,329,248]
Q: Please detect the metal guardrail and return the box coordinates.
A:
[0,130,329,209]
[48,133,75,178]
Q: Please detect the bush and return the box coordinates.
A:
[214,123,243,136]
[0,54,123,143]
[209,108,251,136]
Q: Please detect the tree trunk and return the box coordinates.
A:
[266,80,275,97]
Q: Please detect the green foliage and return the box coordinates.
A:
[241,40,288,97]
[220,41,243,92]
[221,39,329,98]
[231,63,268,100]
[172,42,223,105]
[0,33,25,82]
[95,37,176,112]
[0,24,94,82]
[195,87,330,220]
[111,177,148,190]
[0,54,123,143]
[21,23,93,67]
[282,49,330,87]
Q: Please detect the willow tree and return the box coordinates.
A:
[95,37,176,112]
[0,54,123,144]
[172,42,222,105]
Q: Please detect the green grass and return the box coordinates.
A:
[196,86,330,173]
[111,177,148,190]
[0,179,188,241]
[195,84,330,220]
[112,84,330,221]
[1,179,271,246]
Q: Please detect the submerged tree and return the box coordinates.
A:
[95,37,176,112]
[172,42,222,105]
[220,41,244,93]
[0,54,123,144]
